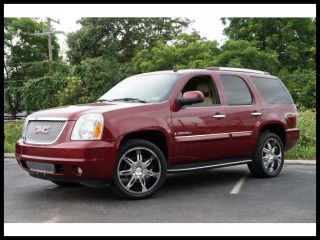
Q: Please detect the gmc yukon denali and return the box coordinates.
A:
[16,67,300,199]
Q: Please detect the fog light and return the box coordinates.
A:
[77,167,83,175]
[72,166,83,176]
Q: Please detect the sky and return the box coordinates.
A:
[43,17,227,59]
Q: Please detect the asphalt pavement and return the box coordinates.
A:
[4,158,316,223]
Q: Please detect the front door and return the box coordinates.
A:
[171,74,229,165]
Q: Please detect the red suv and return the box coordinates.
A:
[16,67,300,199]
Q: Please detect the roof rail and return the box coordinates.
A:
[206,67,270,75]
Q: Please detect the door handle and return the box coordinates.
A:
[251,111,262,116]
[213,114,226,119]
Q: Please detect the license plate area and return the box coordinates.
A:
[25,161,56,174]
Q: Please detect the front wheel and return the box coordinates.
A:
[112,139,166,199]
[248,131,284,178]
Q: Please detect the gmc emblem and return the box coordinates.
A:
[34,125,51,134]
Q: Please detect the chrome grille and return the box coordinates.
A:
[25,120,66,144]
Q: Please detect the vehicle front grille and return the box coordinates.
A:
[25,120,67,144]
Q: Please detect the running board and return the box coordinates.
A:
[167,158,252,173]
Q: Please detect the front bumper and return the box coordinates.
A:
[284,128,300,151]
[15,138,117,181]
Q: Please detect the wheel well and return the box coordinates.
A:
[260,124,286,145]
[120,130,168,159]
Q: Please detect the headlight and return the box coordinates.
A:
[71,113,104,140]
[22,116,30,138]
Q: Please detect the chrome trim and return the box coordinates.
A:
[251,112,262,116]
[230,131,252,135]
[175,131,252,140]
[213,114,226,119]
[27,117,68,121]
[175,132,229,139]
[24,120,68,145]
[167,159,252,173]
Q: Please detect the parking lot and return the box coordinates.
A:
[4,158,316,223]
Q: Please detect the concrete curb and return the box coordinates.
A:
[284,160,316,166]
[4,153,316,165]
[4,153,15,158]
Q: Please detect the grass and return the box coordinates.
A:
[3,110,316,159]
[4,120,23,153]
[286,109,316,159]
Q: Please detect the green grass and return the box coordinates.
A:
[286,109,316,159]
[4,120,23,153]
[3,110,316,159]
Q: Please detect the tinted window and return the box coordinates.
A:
[220,75,252,105]
[251,77,293,104]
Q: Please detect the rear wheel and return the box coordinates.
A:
[248,131,284,178]
[112,139,166,199]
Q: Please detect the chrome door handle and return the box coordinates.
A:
[251,112,262,116]
[213,114,226,119]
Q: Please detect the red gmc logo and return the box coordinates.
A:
[33,125,50,134]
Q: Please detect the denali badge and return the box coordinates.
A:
[34,125,51,134]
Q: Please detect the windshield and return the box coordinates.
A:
[98,73,181,103]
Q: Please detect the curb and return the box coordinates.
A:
[3,153,316,165]
[284,160,316,166]
[4,153,15,158]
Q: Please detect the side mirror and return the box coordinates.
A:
[176,91,204,107]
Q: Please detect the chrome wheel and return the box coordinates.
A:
[117,147,161,194]
[262,138,282,173]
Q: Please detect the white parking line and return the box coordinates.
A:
[230,173,248,194]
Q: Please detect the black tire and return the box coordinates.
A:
[51,181,80,187]
[248,131,284,178]
[112,139,167,200]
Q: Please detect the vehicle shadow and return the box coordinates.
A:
[21,166,250,202]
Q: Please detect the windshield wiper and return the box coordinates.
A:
[111,98,148,103]
[97,99,113,102]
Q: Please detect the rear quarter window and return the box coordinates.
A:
[251,76,294,104]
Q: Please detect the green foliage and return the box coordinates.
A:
[222,18,316,71]
[133,32,220,72]
[72,57,135,102]
[4,18,60,117]
[216,40,279,74]
[23,64,70,112]
[4,121,23,153]
[67,18,190,64]
[279,68,316,109]
[57,76,91,105]
[286,109,316,159]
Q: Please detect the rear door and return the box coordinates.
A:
[218,74,262,158]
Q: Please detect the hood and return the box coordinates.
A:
[28,102,144,120]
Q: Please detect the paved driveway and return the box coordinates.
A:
[4,158,316,223]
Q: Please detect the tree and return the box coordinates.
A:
[66,18,191,64]
[132,32,220,72]
[23,61,70,112]
[4,18,60,118]
[58,57,135,105]
[216,40,280,74]
[222,18,316,71]
[278,68,316,109]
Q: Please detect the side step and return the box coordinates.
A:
[167,158,252,173]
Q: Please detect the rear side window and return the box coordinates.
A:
[251,77,293,104]
[220,75,253,105]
